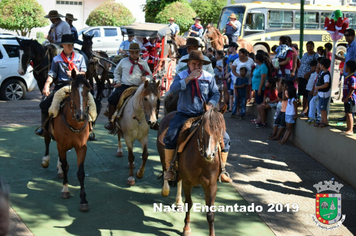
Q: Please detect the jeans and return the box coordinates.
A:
[232,96,246,115]
[308,95,321,120]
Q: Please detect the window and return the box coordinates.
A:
[104,28,118,37]
[320,12,333,25]
[295,12,319,29]
[246,13,265,30]
[268,11,293,28]
[218,7,246,32]
[3,45,19,58]
[56,1,82,5]
[86,28,101,37]
[346,13,356,29]
[0,50,3,59]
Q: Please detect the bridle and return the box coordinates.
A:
[196,118,221,160]
[23,41,51,75]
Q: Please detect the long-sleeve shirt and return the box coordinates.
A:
[176,54,214,76]
[48,52,87,82]
[48,20,71,43]
[169,23,180,35]
[190,24,203,37]
[225,20,241,37]
[113,57,152,85]
[169,70,220,115]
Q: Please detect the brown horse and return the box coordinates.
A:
[114,80,160,186]
[157,103,227,236]
[49,70,92,211]
[168,35,187,59]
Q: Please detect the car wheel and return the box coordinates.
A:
[0,79,27,100]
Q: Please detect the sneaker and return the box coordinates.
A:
[299,112,306,117]
[230,114,236,118]
[256,122,266,128]
[305,119,316,124]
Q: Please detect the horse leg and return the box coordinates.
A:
[57,157,64,179]
[116,131,123,157]
[175,180,183,207]
[76,146,89,212]
[59,149,70,199]
[126,142,136,186]
[203,183,217,236]
[136,139,148,179]
[182,182,193,236]
[41,134,51,168]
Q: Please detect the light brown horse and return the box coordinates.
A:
[157,103,227,236]
[115,80,160,186]
[51,71,92,211]
[168,35,187,59]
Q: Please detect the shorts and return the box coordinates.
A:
[255,90,265,105]
[344,99,356,113]
[274,111,286,128]
[229,89,234,96]
[285,114,295,124]
[298,77,307,97]
[268,103,277,109]
[318,96,329,111]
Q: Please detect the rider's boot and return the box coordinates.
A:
[220,152,232,183]
[164,149,175,181]
[104,105,116,131]
[35,112,49,137]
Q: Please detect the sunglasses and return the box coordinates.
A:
[344,34,351,37]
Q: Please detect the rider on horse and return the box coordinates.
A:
[65,13,82,45]
[105,43,153,131]
[189,17,204,38]
[35,34,87,136]
[163,50,232,182]
[168,17,180,38]
[224,13,241,44]
[44,10,71,44]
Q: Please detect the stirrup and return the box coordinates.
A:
[164,169,175,181]
[35,126,45,137]
[104,121,114,131]
[218,171,231,183]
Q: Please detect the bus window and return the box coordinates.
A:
[218,6,246,32]
[320,12,333,25]
[268,11,293,28]
[246,12,265,30]
[295,12,319,29]
[346,13,356,29]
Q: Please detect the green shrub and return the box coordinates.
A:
[86,1,135,26]
[190,0,227,26]
[36,32,44,39]
[143,0,178,23]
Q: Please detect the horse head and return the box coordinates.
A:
[199,102,226,161]
[141,80,160,126]
[81,33,94,57]
[17,38,33,75]
[70,70,92,122]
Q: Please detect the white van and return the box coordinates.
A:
[78,26,125,56]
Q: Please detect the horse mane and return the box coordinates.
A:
[213,27,222,38]
[141,80,160,99]
[202,107,226,141]
[73,74,91,89]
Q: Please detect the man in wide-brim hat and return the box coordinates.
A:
[189,16,203,38]
[45,10,71,43]
[105,42,153,131]
[161,50,231,188]
[65,13,81,44]
[168,17,180,38]
[224,13,241,44]
[35,34,86,136]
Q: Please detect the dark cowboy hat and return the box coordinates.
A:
[181,50,211,65]
[44,10,64,19]
[56,34,75,44]
[179,38,203,49]
[65,13,77,21]
[124,43,142,52]
[193,17,201,21]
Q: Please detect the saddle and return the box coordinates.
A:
[158,115,202,153]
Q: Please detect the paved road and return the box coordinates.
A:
[1,90,356,235]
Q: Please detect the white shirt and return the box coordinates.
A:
[113,57,152,85]
[306,71,318,92]
[176,54,214,76]
[318,72,331,98]
[48,20,71,43]
[232,57,255,84]
[286,97,296,115]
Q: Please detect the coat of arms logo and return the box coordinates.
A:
[312,180,346,230]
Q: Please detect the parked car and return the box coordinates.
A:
[77,26,126,56]
[0,36,37,100]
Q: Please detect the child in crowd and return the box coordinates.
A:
[317,46,324,57]
[231,67,248,119]
[304,59,318,120]
[214,51,225,98]
[306,58,322,123]
[256,77,278,128]
[314,58,331,127]
[342,60,356,135]
[324,43,332,60]
[278,87,298,145]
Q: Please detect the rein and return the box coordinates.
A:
[196,118,219,159]
[32,48,51,75]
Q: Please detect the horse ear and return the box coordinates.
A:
[220,104,227,114]
[144,80,149,88]
[155,80,161,88]
[71,69,77,79]
[90,34,94,39]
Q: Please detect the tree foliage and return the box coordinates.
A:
[0,0,48,36]
[143,0,179,23]
[86,1,135,26]
[190,0,227,26]
[155,1,196,33]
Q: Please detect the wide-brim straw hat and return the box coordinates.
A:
[193,17,201,21]
[179,38,203,49]
[168,17,175,21]
[56,34,75,45]
[124,43,142,52]
[44,10,64,19]
[181,50,211,65]
[65,13,77,21]
[229,13,237,19]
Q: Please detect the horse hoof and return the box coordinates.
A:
[57,173,64,179]
[42,162,49,168]
[61,192,70,199]
[136,169,144,179]
[161,189,169,197]
[80,203,89,212]
[182,229,191,236]
[116,151,123,157]
[127,177,135,186]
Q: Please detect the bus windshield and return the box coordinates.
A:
[218,6,246,32]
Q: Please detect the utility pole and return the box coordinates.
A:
[300,0,305,58]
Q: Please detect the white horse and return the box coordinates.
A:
[114,80,160,185]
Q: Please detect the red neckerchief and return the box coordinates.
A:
[129,58,149,76]
[194,23,203,29]
[60,51,77,71]
[188,69,202,103]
